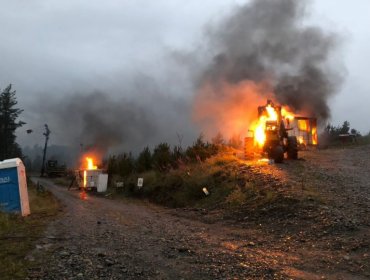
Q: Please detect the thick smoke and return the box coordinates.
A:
[28,74,197,165]
[46,92,154,156]
[193,0,342,137]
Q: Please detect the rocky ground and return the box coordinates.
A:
[26,145,369,279]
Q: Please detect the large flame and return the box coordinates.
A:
[251,104,295,147]
[253,104,276,147]
[83,157,97,188]
[193,81,268,139]
[281,107,295,121]
[86,157,97,170]
[193,80,318,148]
[312,126,318,145]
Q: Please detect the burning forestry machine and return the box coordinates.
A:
[245,100,317,163]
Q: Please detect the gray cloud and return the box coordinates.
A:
[26,73,198,158]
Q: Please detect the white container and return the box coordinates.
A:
[97,174,108,193]
[85,169,102,189]
[0,158,30,216]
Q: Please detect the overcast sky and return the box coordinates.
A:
[0,0,369,150]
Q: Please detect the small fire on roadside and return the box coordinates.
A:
[83,157,97,188]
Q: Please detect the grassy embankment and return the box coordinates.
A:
[0,180,60,279]
[110,149,320,212]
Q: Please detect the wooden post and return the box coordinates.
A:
[40,124,51,177]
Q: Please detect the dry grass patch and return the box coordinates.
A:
[0,179,60,279]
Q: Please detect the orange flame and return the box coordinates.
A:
[251,104,299,147]
[252,104,280,147]
[281,107,295,120]
[83,171,87,188]
[83,157,98,188]
[86,157,97,170]
[312,127,318,145]
[297,119,309,131]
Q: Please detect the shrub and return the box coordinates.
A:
[228,134,242,149]
[185,134,218,162]
[152,142,172,172]
[136,146,152,172]
[107,153,134,178]
[212,132,225,146]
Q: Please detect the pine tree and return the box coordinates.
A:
[0,84,25,160]
[136,146,152,172]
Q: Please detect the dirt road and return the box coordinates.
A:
[26,146,369,280]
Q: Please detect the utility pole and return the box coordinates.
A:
[40,124,51,177]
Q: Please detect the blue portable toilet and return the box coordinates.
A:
[0,158,30,216]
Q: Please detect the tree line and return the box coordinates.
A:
[322,120,362,144]
[0,84,24,161]
[106,134,221,178]
[105,130,250,179]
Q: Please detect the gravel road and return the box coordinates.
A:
[26,145,370,280]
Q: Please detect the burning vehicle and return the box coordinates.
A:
[245,100,317,163]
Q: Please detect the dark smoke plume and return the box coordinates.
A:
[194,0,342,136]
[48,92,154,155]
[29,76,197,165]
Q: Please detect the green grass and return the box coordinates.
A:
[109,151,253,208]
[357,134,370,145]
[108,148,326,217]
[0,179,60,279]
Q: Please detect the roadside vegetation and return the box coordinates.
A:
[106,134,237,207]
[112,149,241,208]
[104,133,318,214]
[102,121,368,213]
[0,180,60,280]
[321,120,369,146]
